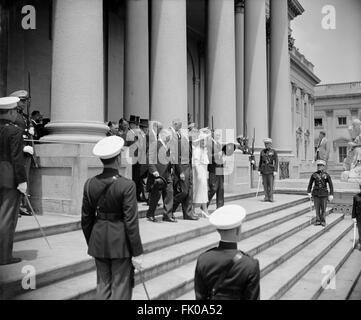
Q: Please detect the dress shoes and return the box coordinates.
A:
[163,216,177,223]
[321,222,326,227]
[314,221,321,226]
[147,216,158,223]
[184,215,199,221]
[0,257,22,266]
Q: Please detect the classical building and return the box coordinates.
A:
[0,0,320,215]
[314,82,361,165]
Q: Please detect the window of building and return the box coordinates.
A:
[338,117,347,126]
[314,118,323,127]
[339,146,347,163]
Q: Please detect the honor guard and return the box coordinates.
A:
[258,138,278,202]
[194,205,260,300]
[0,97,28,265]
[81,136,144,300]
[307,160,334,227]
[352,182,361,251]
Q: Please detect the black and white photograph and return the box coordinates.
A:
[0,0,360,307]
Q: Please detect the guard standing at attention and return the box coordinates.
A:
[0,97,28,265]
[194,205,260,300]
[307,160,334,227]
[81,136,143,300]
[258,138,278,202]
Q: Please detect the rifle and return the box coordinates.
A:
[249,128,256,170]
[27,72,39,168]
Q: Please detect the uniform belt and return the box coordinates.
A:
[96,212,123,222]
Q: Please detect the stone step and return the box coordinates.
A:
[260,219,354,300]
[280,227,355,300]
[9,200,311,300]
[317,249,361,300]
[348,260,361,300]
[14,192,304,242]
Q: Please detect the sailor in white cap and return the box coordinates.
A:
[307,159,334,227]
[81,136,144,300]
[194,205,260,300]
[258,138,279,202]
[0,97,28,265]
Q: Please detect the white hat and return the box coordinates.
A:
[93,136,124,160]
[316,160,326,166]
[0,97,20,110]
[264,138,272,144]
[209,205,247,230]
[10,90,29,100]
[23,146,34,155]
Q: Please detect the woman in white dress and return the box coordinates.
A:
[192,130,210,217]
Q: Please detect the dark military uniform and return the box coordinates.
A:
[194,241,260,300]
[207,140,225,209]
[0,120,27,264]
[258,148,278,202]
[307,171,334,225]
[352,192,361,247]
[81,168,143,300]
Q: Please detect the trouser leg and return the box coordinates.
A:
[314,197,321,223]
[208,172,217,206]
[181,166,194,218]
[0,189,20,263]
[162,177,174,219]
[262,174,270,201]
[216,174,224,208]
[320,197,327,223]
[111,258,134,300]
[357,221,361,244]
[269,174,274,201]
[147,186,161,218]
[95,258,112,300]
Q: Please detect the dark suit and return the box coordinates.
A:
[194,241,260,300]
[352,192,361,246]
[0,120,27,264]
[81,168,143,300]
[258,148,278,202]
[147,140,173,219]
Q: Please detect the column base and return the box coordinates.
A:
[41,122,109,143]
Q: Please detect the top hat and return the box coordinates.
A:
[139,119,149,128]
[129,115,140,125]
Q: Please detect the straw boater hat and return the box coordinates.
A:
[93,136,125,160]
[209,205,247,230]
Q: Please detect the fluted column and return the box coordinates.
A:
[43,0,108,142]
[244,0,268,148]
[124,0,149,120]
[150,0,187,127]
[235,0,245,136]
[270,0,292,153]
[207,0,237,143]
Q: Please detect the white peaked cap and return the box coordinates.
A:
[0,97,20,109]
[93,136,124,160]
[209,205,247,230]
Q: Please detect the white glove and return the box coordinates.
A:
[273,172,277,176]
[17,182,28,194]
[328,195,334,202]
[258,172,261,176]
[132,254,143,271]
[353,218,357,223]
[23,146,34,155]
[29,127,35,136]
[307,193,312,199]
[180,173,186,181]
[153,171,160,178]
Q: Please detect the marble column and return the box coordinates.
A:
[124,0,149,120]
[235,0,245,136]
[244,0,268,148]
[44,0,108,142]
[270,0,292,153]
[207,0,237,143]
[150,0,187,127]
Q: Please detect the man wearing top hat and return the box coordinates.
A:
[352,181,361,251]
[194,205,260,300]
[81,136,143,300]
[258,138,278,202]
[146,129,176,223]
[0,97,28,265]
[307,160,334,227]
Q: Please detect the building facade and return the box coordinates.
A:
[0,0,320,215]
[314,82,361,165]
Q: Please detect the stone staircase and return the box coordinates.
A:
[1,193,360,300]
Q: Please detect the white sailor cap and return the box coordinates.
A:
[10,90,29,100]
[93,136,124,160]
[0,97,20,110]
[316,160,326,166]
[209,205,247,230]
[264,138,272,144]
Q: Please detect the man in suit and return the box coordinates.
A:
[81,136,143,300]
[307,160,334,227]
[352,182,361,251]
[315,131,329,164]
[0,97,28,265]
[147,129,176,223]
[258,138,278,202]
[169,119,198,221]
[194,205,260,300]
